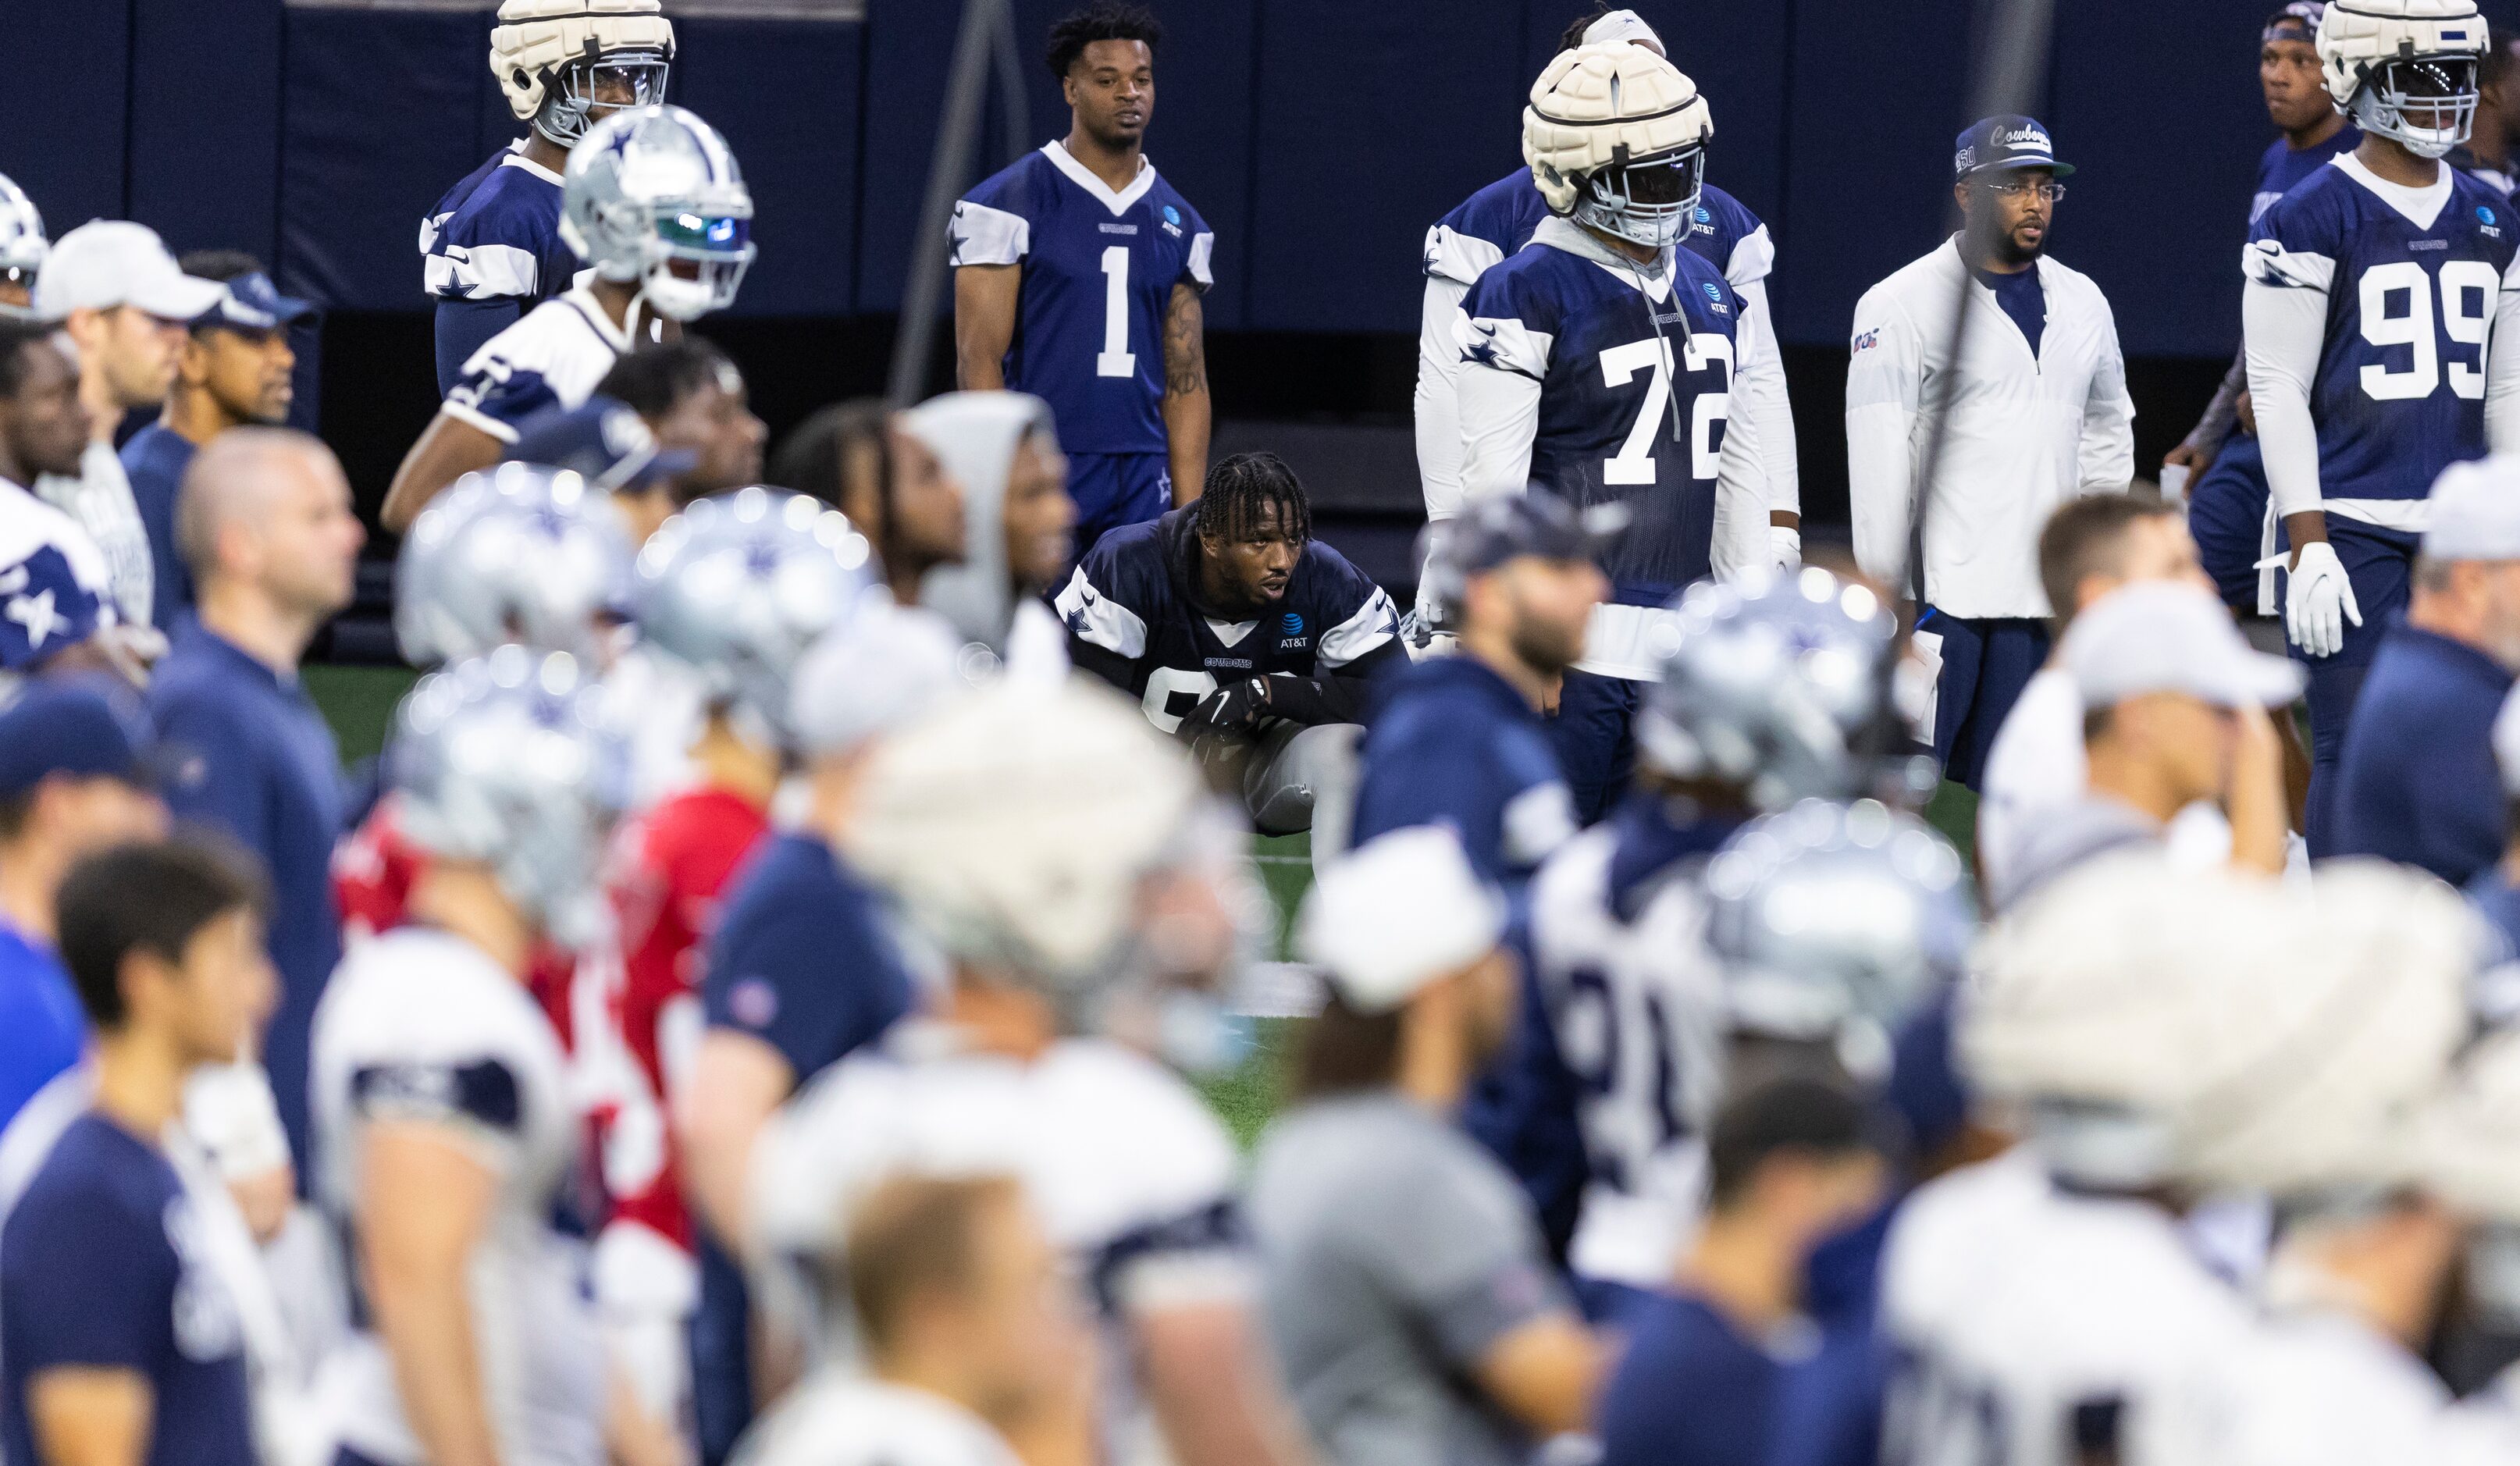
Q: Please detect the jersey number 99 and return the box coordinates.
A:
[2359,258,2497,402]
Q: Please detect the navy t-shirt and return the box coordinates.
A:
[1351,656,1578,891]
[118,424,197,633]
[0,922,85,1133]
[150,619,349,1180]
[1974,266,2046,358]
[1596,1293,1779,1466]
[2,1115,256,1466]
[702,831,915,1087]
[2333,624,2511,886]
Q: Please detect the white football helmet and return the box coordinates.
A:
[492,0,674,148]
[842,679,1223,1005]
[561,105,756,322]
[1969,856,2474,1194]
[390,647,630,950]
[2415,1030,2520,1329]
[2318,0,2486,159]
[1523,43,1713,251]
[395,461,635,668]
[0,173,44,301]
[631,486,877,749]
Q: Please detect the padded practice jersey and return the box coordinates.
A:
[1055,506,1401,733]
[949,142,1213,454]
[309,927,603,1466]
[2246,156,2520,520]
[1458,218,1757,603]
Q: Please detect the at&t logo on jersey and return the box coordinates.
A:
[1703,281,1728,314]
[2482,205,2504,240]
[1161,204,1183,238]
[1279,610,1308,650]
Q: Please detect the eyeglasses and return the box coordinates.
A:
[1986,180,2066,202]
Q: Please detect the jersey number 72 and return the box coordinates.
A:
[1598,334,1732,485]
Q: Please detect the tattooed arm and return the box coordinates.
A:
[1162,279,1211,507]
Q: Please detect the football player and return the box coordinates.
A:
[1880,859,2470,1466]
[0,321,132,687]
[1418,9,1798,582]
[308,652,671,1466]
[1507,571,1942,1316]
[0,172,45,313]
[595,339,767,505]
[589,487,879,1432]
[1456,43,1769,824]
[2247,0,2520,853]
[749,679,1310,1466]
[386,104,756,533]
[949,2,1212,552]
[422,0,674,393]
[1058,450,1403,835]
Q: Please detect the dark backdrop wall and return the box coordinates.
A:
[14,0,2515,578]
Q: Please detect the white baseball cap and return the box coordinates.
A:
[1299,826,1504,1015]
[2421,455,2520,562]
[788,600,970,759]
[2063,581,2305,710]
[30,220,224,323]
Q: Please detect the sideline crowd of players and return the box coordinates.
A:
[12,1,2520,1465]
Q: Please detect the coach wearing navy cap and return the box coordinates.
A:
[2333,456,2520,885]
[1846,114,2135,793]
[0,679,169,1130]
[1350,493,1604,889]
[121,254,315,632]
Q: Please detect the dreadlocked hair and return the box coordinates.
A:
[1556,2,1613,52]
[1047,2,1162,78]
[1195,451,1311,543]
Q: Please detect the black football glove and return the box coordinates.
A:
[1185,675,1272,735]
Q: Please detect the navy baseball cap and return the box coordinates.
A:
[1443,492,1624,578]
[197,271,316,335]
[505,397,696,496]
[0,677,165,799]
[1954,115,2076,180]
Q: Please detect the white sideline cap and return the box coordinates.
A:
[1300,826,1504,1014]
[32,220,223,323]
[2063,581,2304,710]
[2422,455,2520,562]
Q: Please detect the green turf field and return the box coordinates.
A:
[302,665,1981,1149]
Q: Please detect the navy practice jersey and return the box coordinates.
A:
[2250,126,2361,227]
[1459,227,1744,596]
[1055,507,1402,733]
[2247,162,2520,505]
[949,142,1213,456]
[1427,167,1773,294]
[422,144,576,310]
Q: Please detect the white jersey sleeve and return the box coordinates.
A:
[1415,272,1474,521]
[441,290,629,443]
[2243,240,2336,521]
[2487,248,2520,453]
[1844,283,1926,591]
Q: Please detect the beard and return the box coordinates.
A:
[1991,222,2047,269]
[1508,612,1586,679]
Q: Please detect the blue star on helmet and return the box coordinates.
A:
[745,542,783,577]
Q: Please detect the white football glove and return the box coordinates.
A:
[1769,525,1803,573]
[2285,540,2361,659]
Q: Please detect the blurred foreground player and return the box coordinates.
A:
[2,839,283,1466]
[309,653,674,1466]
[0,172,45,312]
[750,679,1309,1466]
[899,391,1077,676]
[951,2,1212,546]
[389,104,756,531]
[1457,41,1771,819]
[2246,0,2520,851]
[1061,451,1402,836]
[1254,827,1607,1466]
[1351,495,1601,890]
[423,0,674,391]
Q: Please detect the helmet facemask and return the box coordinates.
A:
[534,47,673,147]
[642,196,755,321]
[1570,138,1707,251]
[2350,52,2480,158]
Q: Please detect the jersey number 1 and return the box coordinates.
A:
[1598,335,1733,486]
[2360,258,2497,401]
[1098,246,1136,379]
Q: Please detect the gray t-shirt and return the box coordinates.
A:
[1246,1092,1567,1466]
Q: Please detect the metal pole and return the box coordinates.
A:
[886,0,1012,409]
[991,0,1032,168]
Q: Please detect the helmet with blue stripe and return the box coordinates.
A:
[0,173,45,308]
[562,104,756,322]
